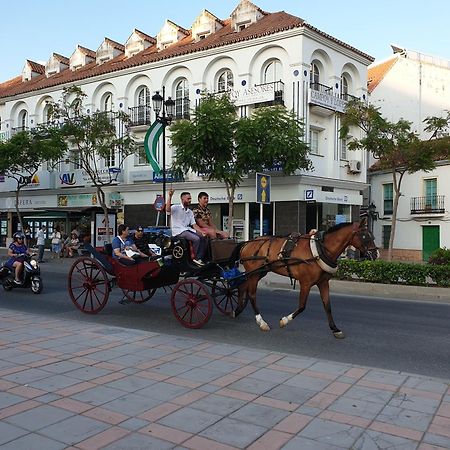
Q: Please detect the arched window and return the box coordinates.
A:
[341,74,349,99]
[218,70,234,92]
[103,93,112,111]
[310,62,320,87]
[138,87,150,106]
[137,87,151,124]
[43,104,52,124]
[18,110,28,130]
[175,79,190,119]
[71,99,82,118]
[263,60,281,83]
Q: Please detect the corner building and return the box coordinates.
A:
[0,0,373,242]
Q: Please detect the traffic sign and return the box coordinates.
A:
[154,195,165,211]
[256,173,271,204]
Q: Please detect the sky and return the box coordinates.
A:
[1,0,450,83]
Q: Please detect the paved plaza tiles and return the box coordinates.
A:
[0,309,449,449]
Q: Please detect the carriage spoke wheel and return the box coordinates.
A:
[68,257,109,314]
[121,288,157,303]
[171,279,212,328]
[211,279,247,316]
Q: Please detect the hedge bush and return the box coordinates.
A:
[336,259,450,287]
[428,247,450,265]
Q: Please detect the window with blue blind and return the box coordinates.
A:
[424,178,437,209]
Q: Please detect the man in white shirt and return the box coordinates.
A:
[165,189,206,265]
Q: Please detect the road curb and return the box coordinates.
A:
[260,275,450,303]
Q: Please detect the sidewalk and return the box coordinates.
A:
[0,309,449,449]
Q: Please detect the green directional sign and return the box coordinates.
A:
[143,121,164,174]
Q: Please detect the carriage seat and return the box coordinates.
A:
[103,243,113,257]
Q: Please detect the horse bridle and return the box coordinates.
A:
[351,224,378,260]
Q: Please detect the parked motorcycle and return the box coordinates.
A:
[0,253,43,294]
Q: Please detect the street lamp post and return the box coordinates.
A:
[367,202,379,232]
[151,87,175,220]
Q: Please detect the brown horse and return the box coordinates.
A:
[234,218,378,338]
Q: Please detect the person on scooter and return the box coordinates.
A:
[6,232,31,284]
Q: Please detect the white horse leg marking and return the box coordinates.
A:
[255,314,270,331]
[279,313,294,328]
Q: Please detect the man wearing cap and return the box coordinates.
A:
[132,226,152,256]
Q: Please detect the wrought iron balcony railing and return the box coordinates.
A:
[340,92,359,101]
[128,105,152,127]
[410,195,445,214]
[309,82,333,94]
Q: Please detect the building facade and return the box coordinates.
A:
[368,46,450,261]
[0,0,373,244]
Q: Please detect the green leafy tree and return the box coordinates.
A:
[170,94,312,235]
[340,100,449,261]
[0,128,66,232]
[46,86,136,242]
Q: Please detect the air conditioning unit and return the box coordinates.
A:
[348,160,362,174]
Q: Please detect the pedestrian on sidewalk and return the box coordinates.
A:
[36,225,46,263]
[50,225,62,259]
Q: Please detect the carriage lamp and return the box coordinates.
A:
[152,87,175,223]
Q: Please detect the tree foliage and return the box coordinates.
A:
[340,100,449,260]
[45,86,136,241]
[0,128,67,230]
[170,93,312,234]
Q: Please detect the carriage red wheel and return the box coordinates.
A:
[211,279,247,315]
[68,257,110,314]
[122,288,157,303]
[170,279,212,328]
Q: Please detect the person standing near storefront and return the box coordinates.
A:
[50,225,62,259]
[36,225,46,263]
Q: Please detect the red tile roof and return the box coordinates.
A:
[76,45,96,59]
[104,38,125,52]
[52,53,69,64]
[133,29,156,44]
[0,11,373,100]
[27,60,45,74]
[367,57,398,93]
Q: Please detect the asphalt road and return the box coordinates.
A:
[1,258,449,380]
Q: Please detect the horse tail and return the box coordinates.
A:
[229,241,246,267]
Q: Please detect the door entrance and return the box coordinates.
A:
[422,226,440,261]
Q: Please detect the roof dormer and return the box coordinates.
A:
[231,0,265,32]
[125,29,156,58]
[22,60,45,82]
[45,53,69,77]
[69,45,95,71]
[191,9,224,42]
[156,20,189,50]
[96,38,125,64]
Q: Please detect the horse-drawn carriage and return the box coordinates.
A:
[67,234,242,328]
[68,219,378,336]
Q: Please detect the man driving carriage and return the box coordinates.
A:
[165,189,207,266]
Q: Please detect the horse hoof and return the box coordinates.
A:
[260,324,271,332]
[279,319,287,328]
[333,331,345,339]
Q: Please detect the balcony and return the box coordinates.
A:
[0,130,10,142]
[128,105,152,127]
[410,195,445,215]
[340,92,359,102]
[11,126,29,134]
[309,82,347,114]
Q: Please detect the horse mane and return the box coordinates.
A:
[324,222,353,235]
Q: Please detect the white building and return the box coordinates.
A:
[368,46,450,261]
[0,0,373,245]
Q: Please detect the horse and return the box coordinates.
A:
[233,218,378,338]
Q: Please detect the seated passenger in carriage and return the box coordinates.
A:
[165,189,207,266]
[131,225,153,256]
[112,224,149,266]
[193,192,229,240]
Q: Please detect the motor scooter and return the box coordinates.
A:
[0,253,43,294]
